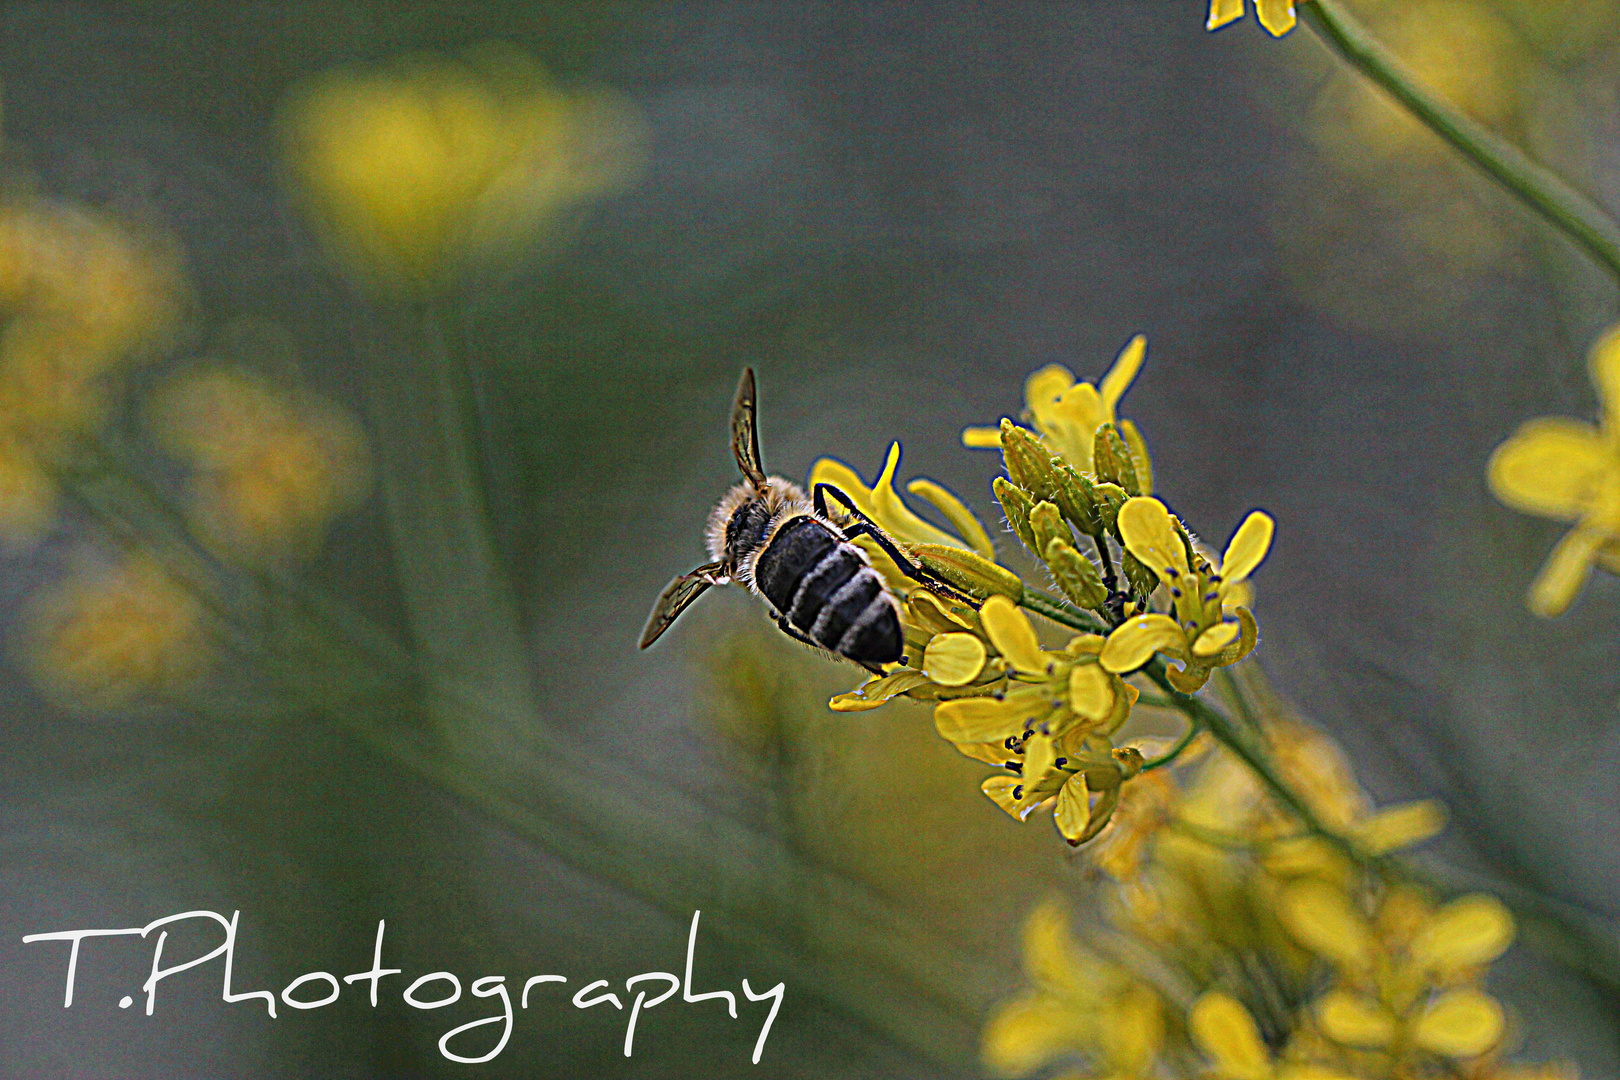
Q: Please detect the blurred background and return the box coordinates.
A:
[0,0,1617,1076]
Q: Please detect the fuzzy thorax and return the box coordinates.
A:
[705,476,814,583]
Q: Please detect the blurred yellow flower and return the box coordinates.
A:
[964,334,1149,479]
[26,554,212,709]
[1487,323,1620,616]
[982,899,1165,1079]
[0,198,189,550]
[150,369,371,567]
[0,432,55,551]
[279,45,643,297]
[1190,991,1353,1080]
[1207,0,1298,37]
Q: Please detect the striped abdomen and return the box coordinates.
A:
[753,515,903,664]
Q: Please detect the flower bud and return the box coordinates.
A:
[909,542,1024,602]
[993,476,1039,553]
[1093,423,1140,496]
[1044,537,1107,609]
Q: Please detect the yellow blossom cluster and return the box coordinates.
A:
[0,197,186,549]
[278,44,644,298]
[25,553,212,710]
[813,337,1275,844]
[981,707,1567,1080]
[149,367,371,568]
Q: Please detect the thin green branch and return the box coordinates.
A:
[1019,588,1109,633]
[1302,0,1620,286]
[1140,718,1203,771]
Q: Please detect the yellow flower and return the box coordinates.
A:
[964,335,1150,480]
[278,45,643,297]
[1098,496,1272,691]
[25,554,213,709]
[1207,0,1298,37]
[0,432,56,551]
[1277,881,1515,1063]
[1190,991,1354,1080]
[982,899,1165,1079]
[1487,323,1620,616]
[150,369,371,567]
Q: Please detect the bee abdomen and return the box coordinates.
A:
[755,517,902,664]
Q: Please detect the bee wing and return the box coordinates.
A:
[731,367,767,487]
[639,562,726,649]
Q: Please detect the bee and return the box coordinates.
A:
[639,368,957,671]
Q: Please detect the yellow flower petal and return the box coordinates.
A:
[1192,620,1241,657]
[981,594,1047,673]
[1098,334,1146,420]
[1590,321,1620,424]
[870,443,964,548]
[1220,511,1274,585]
[1068,662,1115,719]
[907,477,995,557]
[1355,799,1447,856]
[1278,879,1374,970]
[1255,0,1297,36]
[1315,989,1395,1048]
[961,425,1003,449]
[935,687,1051,743]
[1487,418,1611,521]
[1528,524,1603,617]
[981,993,1088,1079]
[981,775,1026,819]
[1277,1067,1359,1080]
[1189,992,1271,1080]
[1099,614,1185,673]
[1207,0,1245,30]
[1021,898,1085,990]
[1117,497,1190,578]
[828,669,931,711]
[1025,364,1076,420]
[1055,773,1091,843]
[1413,989,1505,1058]
[1409,894,1515,974]
[921,632,988,687]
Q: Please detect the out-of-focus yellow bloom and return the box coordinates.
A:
[279,45,643,297]
[0,432,56,551]
[1488,323,1620,616]
[1278,882,1515,1062]
[982,899,1165,1079]
[25,554,212,709]
[1098,496,1271,691]
[964,334,1149,479]
[1207,0,1297,37]
[1190,992,1353,1079]
[0,200,185,371]
[150,369,371,567]
[0,198,188,549]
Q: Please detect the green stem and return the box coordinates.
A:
[1140,717,1204,771]
[1302,0,1620,286]
[1138,657,1368,863]
[1019,589,1109,633]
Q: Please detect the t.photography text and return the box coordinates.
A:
[21,908,783,1065]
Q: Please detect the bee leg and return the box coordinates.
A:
[813,483,976,604]
[775,613,824,652]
